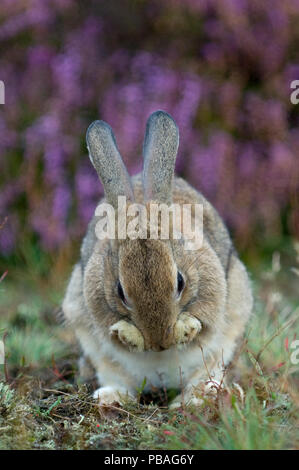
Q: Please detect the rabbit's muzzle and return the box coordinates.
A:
[146,315,202,351]
[147,324,175,352]
[109,319,176,352]
[110,314,202,352]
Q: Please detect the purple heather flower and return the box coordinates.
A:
[0,0,298,254]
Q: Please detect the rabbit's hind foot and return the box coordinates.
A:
[93,386,135,407]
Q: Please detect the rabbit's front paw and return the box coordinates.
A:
[174,314,202,346]
[110,320,145,352]
[93,386,134,406]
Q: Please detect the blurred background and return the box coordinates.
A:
[0,0,298,282]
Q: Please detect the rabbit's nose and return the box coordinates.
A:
[152,344,167,352]
[151,328,175,351]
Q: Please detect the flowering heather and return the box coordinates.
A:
[0,0,298,254]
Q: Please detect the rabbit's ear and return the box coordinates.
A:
[86,120,134,207]
[143,110,179,204]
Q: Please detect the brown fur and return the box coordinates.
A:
[62,111,253,407]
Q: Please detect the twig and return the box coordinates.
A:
[51,355,69,383]
[142,407,159,423]
[2,331,9,383]
[43,388,73,396]
[43,388,161,424]
[199,346,212,382]
[179,366,186,416]
[96,403,161,424]
[51,413,71,420]
[256,309,299,361]
[0,271,8,283]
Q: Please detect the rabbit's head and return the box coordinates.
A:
[84,111,226,352]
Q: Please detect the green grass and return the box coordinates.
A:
[0,243,298,450]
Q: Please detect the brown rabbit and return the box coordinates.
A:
[63,111,253,407]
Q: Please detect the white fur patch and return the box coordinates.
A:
[78,325,234,393]
[93,386,134,405]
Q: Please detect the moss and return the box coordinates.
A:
[0,249,298,449]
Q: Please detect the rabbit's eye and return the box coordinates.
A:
[177,272,185,296]
[117,280,127,305]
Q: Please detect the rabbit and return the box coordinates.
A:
[62,110,253,407]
